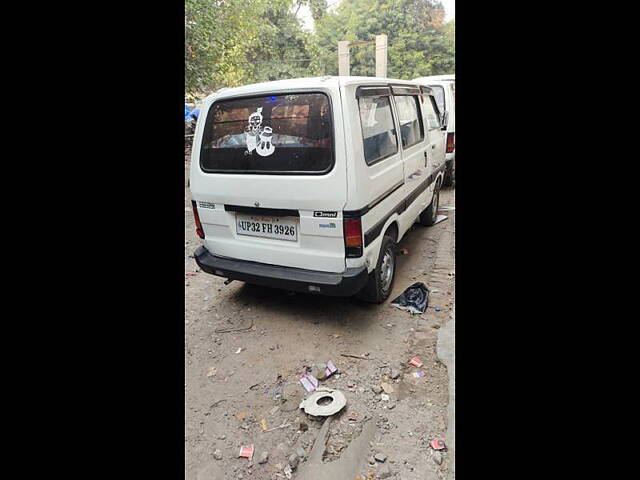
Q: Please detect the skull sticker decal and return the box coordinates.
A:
[245,108,275,157]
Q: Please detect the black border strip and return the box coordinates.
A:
[419,85,435,96]
[391,85,421,96]
[362,163,447,246]
[368,180,405,211]
[343,180,405,218]
[199,90,336,176]
[356,86,392,98]
[364,200,407,247]
[224,204,299,217]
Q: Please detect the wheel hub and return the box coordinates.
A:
[380,250,395,292]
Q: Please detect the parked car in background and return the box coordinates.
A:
[413,74,455,186]
[189,76,448,303]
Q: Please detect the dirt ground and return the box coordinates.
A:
[185,159,455,480]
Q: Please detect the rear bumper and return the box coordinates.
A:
[194,246,369,297]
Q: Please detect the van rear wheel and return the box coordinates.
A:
[419,183,440,226]
[356,234,397,304]
[442,160,455,187]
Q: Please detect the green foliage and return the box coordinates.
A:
[185,0,265,98]
[311,0,454,78]
[307,0,328,20]
[250,1,314,84]
[185,0,454,99]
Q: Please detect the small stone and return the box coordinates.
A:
[368,456,376,465]
[372,386,383,394]
[378,465,394,479]
[433,452,443,465]
[296,447,306,458]
[284,464,293,479]
[213,449,223,460]
[310,363,327,380]
[388,403,396,410]
[295,418,308,432]
[258,451,269,464]
[374,453,387,463]
[390,369,400,379]
[381,393,390,401]
[288,453,299,469]
[218,435,226,440]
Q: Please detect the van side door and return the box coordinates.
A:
[390,86,427,229]
[355,87,405,210]
[421,91,446,176]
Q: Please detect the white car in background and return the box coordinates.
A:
[413,75,455,186]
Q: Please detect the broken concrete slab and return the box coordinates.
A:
[437,304,455,480]
[296,416,377,480]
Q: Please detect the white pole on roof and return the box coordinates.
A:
[375,34,387,78]
[338,41,350,76]
[338,35,387,77]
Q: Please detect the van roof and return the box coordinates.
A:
[413,74,455,82]
[413,78,454,88]
[204,76,428,102]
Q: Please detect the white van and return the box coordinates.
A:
[413,75,455,186]
[189,76,448,303]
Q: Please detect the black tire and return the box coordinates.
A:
[356,234,397,304]
[419,183,440,226]
[442,159,455,187]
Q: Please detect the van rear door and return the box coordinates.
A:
[190,90,348,273]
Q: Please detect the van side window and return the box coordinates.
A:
[357,95,399,165]
[422,95,441,130]
[429,85,446,115]
[393,95,424,149]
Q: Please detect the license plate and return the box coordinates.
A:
[236,215,298,241]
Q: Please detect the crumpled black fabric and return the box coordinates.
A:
[390,282,429,314]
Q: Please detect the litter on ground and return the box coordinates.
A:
[429,438,447,450]
[299,387,347,416]
[239,444,254,459]
[391,282,430,314]
[325,360,338,378]
[409,356,424,368]
[299,374,319,392]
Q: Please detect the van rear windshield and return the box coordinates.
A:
[199,93,334,174]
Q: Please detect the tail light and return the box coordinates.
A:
[191,200,205,239]
[343,217,363,258]
[446,132,455,153]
